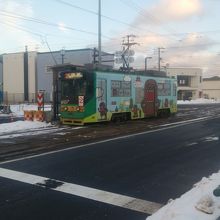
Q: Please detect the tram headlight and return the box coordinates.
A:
[61,106,68,111]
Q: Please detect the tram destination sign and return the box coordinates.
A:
[64,72,83,79]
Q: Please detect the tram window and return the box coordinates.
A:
[61,76,93,104]
[79,81,86,96]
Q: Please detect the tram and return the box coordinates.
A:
[59,67,177,125]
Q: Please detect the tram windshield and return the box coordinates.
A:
[61,73,93,105]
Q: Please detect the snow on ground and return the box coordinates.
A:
[0,120,51,134]
[177,98,220,105]
[0,104,82,139]
[10,104,51,116]
[0,104,55,138]
[147,173,220,220]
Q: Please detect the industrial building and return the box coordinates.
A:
[3,51,37,104]
[1,50,207,103]
[1,48,114,104]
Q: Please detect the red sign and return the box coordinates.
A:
[37,92,44,107]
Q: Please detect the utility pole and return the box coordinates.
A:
[145,56,152,72]
[98,0,102,66]
[93,47,99,64]
[24,45,29,102]
[158,47,165,72]
[60,48,65,64]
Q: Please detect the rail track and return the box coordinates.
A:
[0,104,220,162]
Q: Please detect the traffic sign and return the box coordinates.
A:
[37,92,44,107]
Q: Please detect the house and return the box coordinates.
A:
[166,67,203,100]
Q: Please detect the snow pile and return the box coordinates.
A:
[10,104,51,117]
[178,98,220,105]
[0,121,51,134]
[147,172,220,220]
[0,104,53,137]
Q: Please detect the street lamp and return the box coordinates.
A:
[145,57,152,72]
[158,47,165,71]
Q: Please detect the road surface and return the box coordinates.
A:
[0,106,219,219]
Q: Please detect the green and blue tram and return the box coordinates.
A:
[59,68,177,125]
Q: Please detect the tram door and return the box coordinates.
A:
[142,79,158,117]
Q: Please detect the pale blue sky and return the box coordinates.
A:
[0,0,220,75]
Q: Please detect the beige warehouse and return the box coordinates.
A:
[202,76,220,100]
[3,52,37,103]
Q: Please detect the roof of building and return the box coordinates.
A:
[203,76,220,81]
[37,48,114,56]
[1,48,114,56]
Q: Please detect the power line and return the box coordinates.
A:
[1,18,106,51]
[0,10,112,39]
[3,25,94,47]
[119,0,180,40]
[54,0,163,37]
[1,5,220,61]
[54,0,98,15]
[138,29,220,39]
[2,21,43,38]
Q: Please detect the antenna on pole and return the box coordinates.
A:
[115,35,138,72]
[98,0,102,67]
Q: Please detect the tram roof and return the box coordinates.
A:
[51,64,168,78]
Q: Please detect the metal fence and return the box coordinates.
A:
[1,92,52,104]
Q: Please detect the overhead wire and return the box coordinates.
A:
[2,1,218,51]
[1,0,220,70]
[55,0,220,39]
[1,23,98,52]
[0,10,112,39]
[119,0,180,40]
[2,21,43,38]
[54,0,159,36]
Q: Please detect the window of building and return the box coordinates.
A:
[177,76,190,86]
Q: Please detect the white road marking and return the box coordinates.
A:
[186,142,198,146]
[158,116,209,127]
[0,115,218,165]
[0,167,163,214]
[204,136,219,142]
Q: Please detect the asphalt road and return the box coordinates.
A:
[0,113,220,220]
